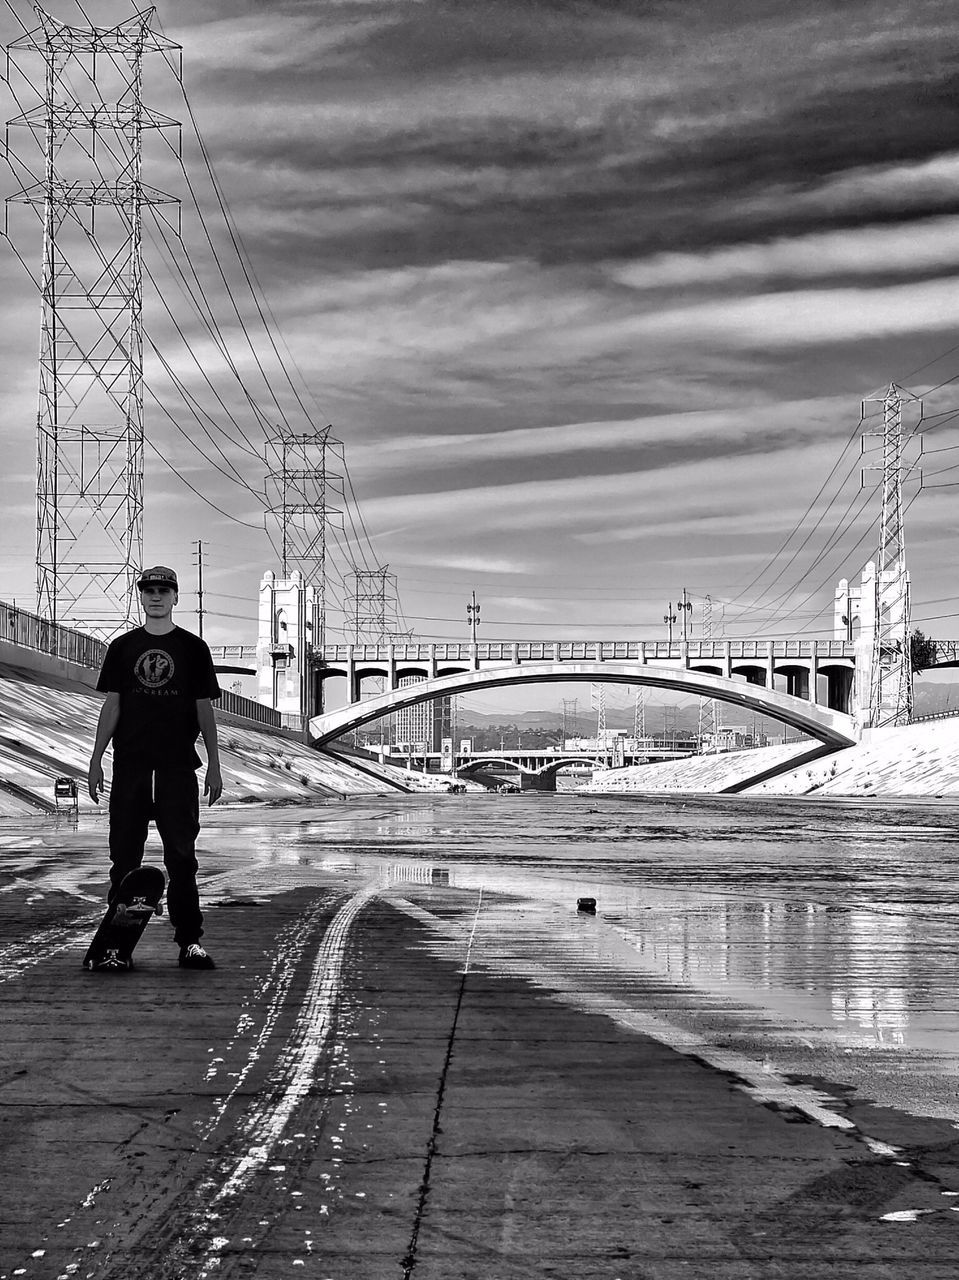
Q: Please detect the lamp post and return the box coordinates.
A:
[677,587,693,642]
[664,603,677,643]
[467,591,481,644]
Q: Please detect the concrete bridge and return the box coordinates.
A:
[309,660,861,751]
[224,637,866,698]
[224,633,959,750]
[375,741,699,784]
[313,638,857,706]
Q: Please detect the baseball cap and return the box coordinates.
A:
[137,565,178,591]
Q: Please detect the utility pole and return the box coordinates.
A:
[193,539,205,639]
[467,591,481,643]
[861,383,922,726]
[664,603,677,643]
[5,12,181,633]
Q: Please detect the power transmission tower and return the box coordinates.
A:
[698,592,717,750]
[632,687,645,742]
[590,682,607,742]
[349,566,398,643]
[563,697,579,741]
[561,697,577,743]
[265,427,343,647]
[5,10,180,633]
[346,565,398,745]
[861,383,922,727]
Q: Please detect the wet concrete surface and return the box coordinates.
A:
[4,794,959,1277]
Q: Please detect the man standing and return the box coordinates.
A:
[87,566,223,969]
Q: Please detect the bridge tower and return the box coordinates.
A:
[257,569,318,720]
[5,10,180,633]
[861,383,921,728]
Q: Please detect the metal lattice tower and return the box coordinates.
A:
[698,592,717,749]
[632,687,645,742]
[265,427,343,647]
[349,566,398,644]
[591,682,607,743]
[862,383,921,727]
[5,9,180,632]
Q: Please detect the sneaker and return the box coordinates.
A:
[178,943,215,970]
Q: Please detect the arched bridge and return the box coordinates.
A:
[308,661,859,749]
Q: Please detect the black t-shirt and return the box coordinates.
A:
[96,626,221,768]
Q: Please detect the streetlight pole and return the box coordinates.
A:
[677,587,692,642]
[467,591,481,643]
[664,602,677,643]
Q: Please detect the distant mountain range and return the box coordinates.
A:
[454,679,959,735]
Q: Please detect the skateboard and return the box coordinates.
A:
[83,865,165,972]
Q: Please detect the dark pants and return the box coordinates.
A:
[108,760,203,946]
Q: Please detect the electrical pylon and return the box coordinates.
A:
[698,593,718,750]
[591,682,607,742]
[632,687,645,742]
[349,566,398,643]
[862,383,921,727]
[563,697,579,742]
[5,9,180,632]
[265,426,343,647]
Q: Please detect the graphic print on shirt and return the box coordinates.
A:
[134,648,175,691]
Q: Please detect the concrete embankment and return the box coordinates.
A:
[0,661,392,816]
[584,717,959,798]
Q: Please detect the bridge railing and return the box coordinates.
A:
[0,597,299,734]
[0,597,108,668]
[318,639,856,663]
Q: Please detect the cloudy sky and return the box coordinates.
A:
[2,0,959,714]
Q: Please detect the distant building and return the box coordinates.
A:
[391,675,451,751]
[701,726,769,752]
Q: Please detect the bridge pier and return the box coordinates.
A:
[826,667,854,714]
[740,666,767,688]
[388,645,397,692]
[782,667,810,700]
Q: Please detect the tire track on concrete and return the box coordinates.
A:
[75,884,378,1280]
[208,886,377,1202]
[4,892,349,1280]
[198,897,333,1141]
[0,912,101,983]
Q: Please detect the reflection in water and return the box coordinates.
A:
[9,792,958,1113]
[233,791,959,1059]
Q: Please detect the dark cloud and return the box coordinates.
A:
[182,0,959,280]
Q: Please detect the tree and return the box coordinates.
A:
[910,629,937,674]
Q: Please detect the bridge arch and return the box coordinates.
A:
[309,661,858,748]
